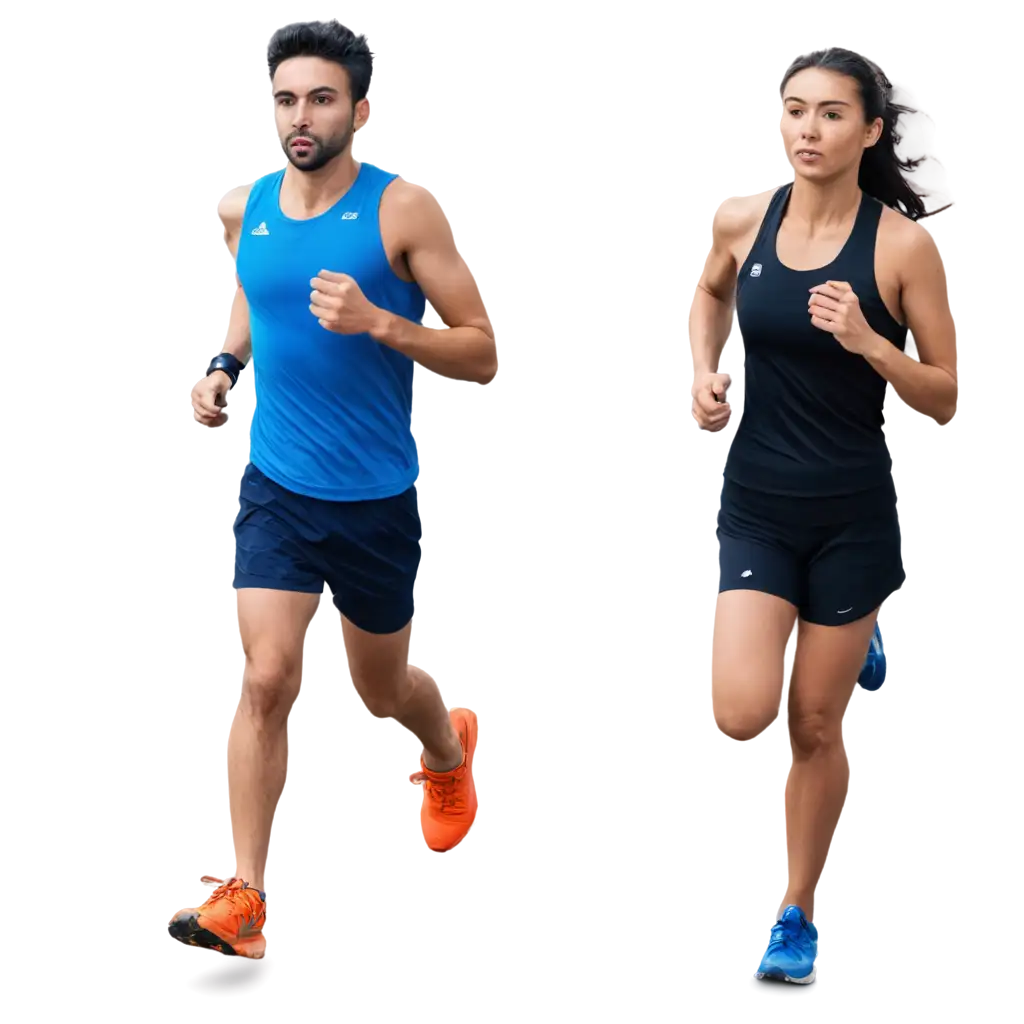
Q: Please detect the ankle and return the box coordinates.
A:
[422,749,462,773]
[780,893,814,921]
[417,716,462,770]
[236,871,266,894]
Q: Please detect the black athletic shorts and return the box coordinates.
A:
[717,476,905,626]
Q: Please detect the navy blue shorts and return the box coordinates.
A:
[233,463,422,634]
[717,477,905,626]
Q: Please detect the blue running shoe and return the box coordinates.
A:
[857,622,886,691]
[755,905,818,984]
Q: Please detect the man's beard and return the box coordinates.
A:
[283,117,354,172]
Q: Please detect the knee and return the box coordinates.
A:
[241,654,300,721]
[714,703,778,741]
[708,688,778,745]
[352,659,432,716]
[712,666,780,740]
[789,709,841,757]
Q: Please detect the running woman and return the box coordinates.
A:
[689,48,956,983]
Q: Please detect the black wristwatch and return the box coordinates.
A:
[206,353,247,389]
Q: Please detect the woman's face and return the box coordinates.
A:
[780,67,883,181]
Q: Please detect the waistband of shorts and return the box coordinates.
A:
[721,474,897,525]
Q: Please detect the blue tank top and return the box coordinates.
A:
[725,184,908,497]
[236,163,426,501]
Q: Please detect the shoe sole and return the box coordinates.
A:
[428,708,478,853]
[160,913,264,958]
[755,966,816,985]
[163,917,234,954]
[757,966,819,983]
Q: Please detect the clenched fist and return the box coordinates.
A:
[691,371,732,432]
[808,281,882,357]
[192,370,231,427]
[310,270,384,335]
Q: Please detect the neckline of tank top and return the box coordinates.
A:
[272,162,369,225]
[771,183,871,275]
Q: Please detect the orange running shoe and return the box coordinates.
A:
[168,876,267,958]
[410,708,478,852]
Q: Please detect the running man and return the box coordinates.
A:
[689,48,956,983]
[169,20,497,959]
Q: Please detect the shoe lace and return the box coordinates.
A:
[770,921,806,958]
[199,876,263,914]
[409,770,466,813]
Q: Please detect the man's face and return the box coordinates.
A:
[272,56,368,172]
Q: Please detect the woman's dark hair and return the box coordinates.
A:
[781,47,949,220]
[267,21,373,103]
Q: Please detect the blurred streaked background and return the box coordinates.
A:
[0,0,1019,1007]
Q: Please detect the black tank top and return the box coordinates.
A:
[725,184,908,497]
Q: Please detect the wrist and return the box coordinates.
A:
[688,364,712,387]
[370,310,402,347]
[861,331,892,367]
[207,351,246,388]
[693,368,720,388]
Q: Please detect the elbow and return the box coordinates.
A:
[937,374,958,421]
[925,376,954,423]
[475,344,498,385]
[934,397,957,426]
[468,325,499,389]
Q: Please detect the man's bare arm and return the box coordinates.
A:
[216,184,253,368]
[371,182,497,385]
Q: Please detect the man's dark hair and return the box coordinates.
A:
[267,21,373,102]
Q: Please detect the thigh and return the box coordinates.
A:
[237,588,321,695]
[341,615,412,695]
[321,486,422,635]
[803,505,904,627]
[713,589,799,728]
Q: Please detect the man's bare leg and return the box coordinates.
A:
[229,588,321,891]
[340,616,462,771]
[340,614,477,852]
[165,589,317,954]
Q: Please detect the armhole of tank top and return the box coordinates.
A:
[220,179,258,268]
[240,174,273,233]
[374,174,421,292]
[371,169,398,215]
[737,185,787,280]
[865,198,908,332]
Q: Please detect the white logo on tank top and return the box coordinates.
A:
[341,211,359,220]
[750,263,762,278]
[741,569,753,577]
[251,222,270,236]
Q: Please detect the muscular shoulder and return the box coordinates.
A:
[215,181,252,260]
[379,177,448,240]
[712,189,777,243]
[217,183,254,234]
[878,205,938,256]
[378,177,453,256]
